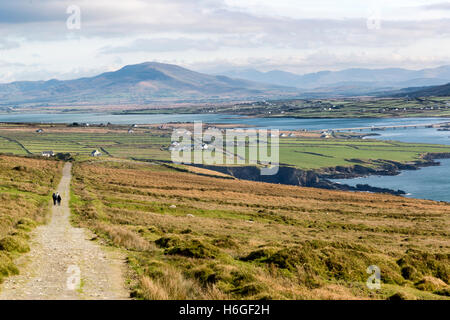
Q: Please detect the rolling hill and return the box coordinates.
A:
[390,82,450,98]
[0,62,298,107]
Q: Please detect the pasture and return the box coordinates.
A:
[1,124,450,171]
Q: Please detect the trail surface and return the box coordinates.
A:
[0,163,129,300]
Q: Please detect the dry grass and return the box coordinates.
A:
[71,160,450,300]
[0,155,62,283]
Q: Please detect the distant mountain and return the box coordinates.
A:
[389,82,450,97]
[0,62,298,107]
[219,66,450,90]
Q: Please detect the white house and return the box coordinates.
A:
[91,150,102,157]
[41,151,54,157]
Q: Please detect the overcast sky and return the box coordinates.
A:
[1,0,450,82]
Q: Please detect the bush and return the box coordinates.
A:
[0,235,30,253]
[397,250,449,283]
[191,266,218,286]
[415,276,448,292]
[155,236,181,248]
[165,239,218,259]
[241,248,275,262]
[212,236,238,249]
[55,153,73,161]
[388,292,416,300]
[16,218,36,232]
[0,251,19,283]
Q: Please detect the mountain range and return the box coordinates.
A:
[0,62,297,107]
[220,66,450,91]
[1,62,450,108]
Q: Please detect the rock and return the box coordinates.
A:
[186,214,195,218]
[170,205,177,209]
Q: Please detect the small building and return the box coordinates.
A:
[91,150,102,157]
[41,151,54,157]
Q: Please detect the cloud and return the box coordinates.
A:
[0,0,449,81]
[100,38,220,54]
[0,39,20,50]
[423,2,450,11]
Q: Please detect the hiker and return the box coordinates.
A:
[52,193,57,206]
[56,193,62,206]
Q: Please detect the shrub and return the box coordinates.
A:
[401,265,418,281]
[0,252,19,282]
[0,235,30,253]
[388,292,416,300]
[415,276,448,292]
[397,250,449,284]
[165,239,218,259]
[191,265,218,287]
[16,218,36,232]
[212,236,238,249]
[155,236,181,248]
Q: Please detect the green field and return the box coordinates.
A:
[0,129,171,161]
[277,138,450,169]
[1,125,450,171]
[119,97,450,118]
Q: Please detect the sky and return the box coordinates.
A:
[0,0,450,82]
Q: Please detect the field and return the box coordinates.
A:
[0,124,449,300]
[0,155,62,283]
[0,124,171,161]
[277,138,450,169]
[120,97,450,118]
[70,160,450,300]
[1,124,450,172]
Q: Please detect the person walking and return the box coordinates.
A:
[52,192,57,206]
[56,193,62,206]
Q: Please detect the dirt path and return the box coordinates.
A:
[0,163,129,300]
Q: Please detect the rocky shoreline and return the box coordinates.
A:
[192,152,450,196]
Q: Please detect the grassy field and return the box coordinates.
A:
[0,124,171,161]
[277,138,450,169]
[119,97,450,118]
[70,159,450,300]
[0,155,62,283]
[1,124,450,171]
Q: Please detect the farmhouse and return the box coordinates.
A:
[41,151,54,157]
[91,150,102,157]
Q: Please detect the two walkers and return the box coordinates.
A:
[52,192,62,206]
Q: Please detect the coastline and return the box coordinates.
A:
[190,152,450,197]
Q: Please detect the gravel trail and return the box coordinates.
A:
[0,163,129,300]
